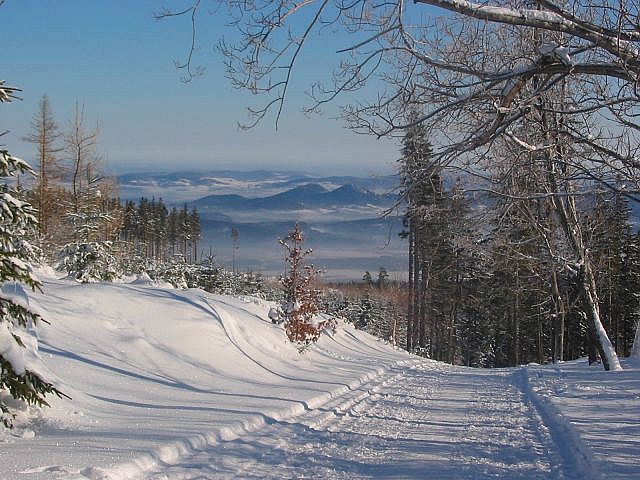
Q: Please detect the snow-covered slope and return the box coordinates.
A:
[1,274,639,480]
[0,274,408,479]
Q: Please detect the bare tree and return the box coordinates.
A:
[63,103,122,245]
[22,94,63,238]
[160,1,640,162]
[65,103,100,218]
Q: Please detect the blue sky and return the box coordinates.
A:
[1,0,400,176]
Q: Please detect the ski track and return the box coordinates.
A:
[142,362,573,480]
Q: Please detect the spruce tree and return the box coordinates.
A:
[399,113,470,360]
[398,113,435,352]
[188,208,201,262]
[0,82,65,427]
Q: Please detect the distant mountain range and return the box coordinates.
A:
[116,169,406,280]
[191,183,397,211]
[118,169,399,203]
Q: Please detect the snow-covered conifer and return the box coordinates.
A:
[159,258,189,289]
[58,241,119,283]
[0,82,64,427]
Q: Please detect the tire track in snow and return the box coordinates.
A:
[514,366,601,480]
[143,361,569,480]
[84,353,410,480]
[142,361,422,480]
[446,366,561,479]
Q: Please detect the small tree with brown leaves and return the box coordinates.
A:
[279,223,334,350]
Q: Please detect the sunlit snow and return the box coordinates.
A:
[0,272,638,479]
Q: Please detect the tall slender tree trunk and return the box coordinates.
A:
[419,262,430,353]
[551,267,565,363]
[407,228,415,351]
[513,288,520,366]
[554,193,621,370]
[579,256,621,371]
[632,318,640,359]
[414,249,421,351]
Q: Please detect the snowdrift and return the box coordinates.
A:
[0,275,408,479]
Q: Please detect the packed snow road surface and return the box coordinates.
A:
[144,362,578,480]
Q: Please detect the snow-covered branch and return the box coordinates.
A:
[414,0,640,71]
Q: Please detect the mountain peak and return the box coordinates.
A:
[331,183,364,194]
[291,183,330,194]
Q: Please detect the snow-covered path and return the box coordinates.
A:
[144,362,577,480]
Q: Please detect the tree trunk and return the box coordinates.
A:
[632,317,640,359]
[548,171,622,371]
[407,227,416,352]
[579,258,622,371]
[419,262,430,353]
[551,267,565,362]
[413,236,422,352]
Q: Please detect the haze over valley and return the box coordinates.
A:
[118,169,406,280]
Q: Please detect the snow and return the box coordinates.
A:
[0,322,26,375]
[633,322,640,358]
[1,274,639,479]
[0,283,44,377]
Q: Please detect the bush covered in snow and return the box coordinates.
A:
[120,254,279,298]
[58,241,120,283]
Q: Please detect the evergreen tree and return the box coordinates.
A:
[376,267,389,289]
[167,206,179,257]
[231,226,239,274]
[58,241,120,283]
[399,114,471,360]
[0,82,65,427]
[398,113,435,352]
[118,198,202,266]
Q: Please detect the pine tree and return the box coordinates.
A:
[376,267,389,289]
[167,206,179,257]
[0,82,65,427]
[231,226,239,274]
[398,113,435,352]
[399,114,471,360]
[178,204,189,260]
